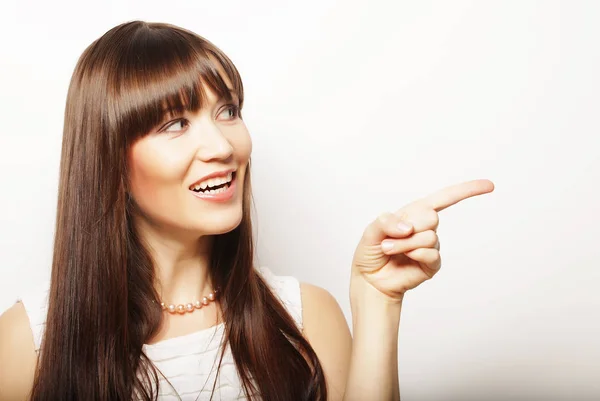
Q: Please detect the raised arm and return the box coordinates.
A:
[301,180,494,400]
[343,179,495,400]
[301,280,402,401]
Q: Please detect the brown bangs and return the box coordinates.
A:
[104,21,245,145]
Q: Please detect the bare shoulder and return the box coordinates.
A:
[300,282,352,401]
[0,301,37,401]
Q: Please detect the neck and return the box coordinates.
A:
[134,216,216,304]
[153,240,214,304]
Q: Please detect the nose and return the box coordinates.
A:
[193,120,234,162]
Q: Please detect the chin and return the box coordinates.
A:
[200,212,244,235]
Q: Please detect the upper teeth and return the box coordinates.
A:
[190,172,233,191]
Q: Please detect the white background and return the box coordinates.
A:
[1,1,599,400]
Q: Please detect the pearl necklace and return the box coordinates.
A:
[159,288,220,314]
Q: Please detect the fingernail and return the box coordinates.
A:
[381,240,394,252]
[397,222,411,233]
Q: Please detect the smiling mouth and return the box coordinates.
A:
[189,171,236,194]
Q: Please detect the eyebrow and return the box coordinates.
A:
[161,88,239,114]
[224,88,239,102]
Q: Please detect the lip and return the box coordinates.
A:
[189,171,237,203]
[188,168,236,189]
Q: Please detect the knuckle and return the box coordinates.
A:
[424,249,436,263]
[375,212,392,225]
[363,223,378,238]
[424,230,438,246]
[376,212,400,232]
[394,209,410,221]
[432,252,442,270]
[431,212,440,227]
[426,209,439,227]
[408,248,425,259]
[365,212,391,238]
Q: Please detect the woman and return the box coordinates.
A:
[0,20,494,400]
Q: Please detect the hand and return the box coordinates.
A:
[350,179,495,302]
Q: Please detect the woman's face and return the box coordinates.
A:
[127,78,252,239]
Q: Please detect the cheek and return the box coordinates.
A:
[128,144,189,215]
[233,129,252,161]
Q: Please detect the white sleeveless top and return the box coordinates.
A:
[14,266,303,400]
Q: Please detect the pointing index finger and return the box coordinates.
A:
[420,179,495,212]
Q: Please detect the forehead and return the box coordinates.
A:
[204,82,238,103]
[204,56,237,101]
[210,55,234,86]
[159,68,237,116]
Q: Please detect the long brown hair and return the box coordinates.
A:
[30,20,327,401]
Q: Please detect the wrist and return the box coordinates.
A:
[350,273,404,308]
[349,275,403,330]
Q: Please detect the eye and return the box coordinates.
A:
[159,104,241,134]
[163,118,189,133]
[219,104,241,121]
